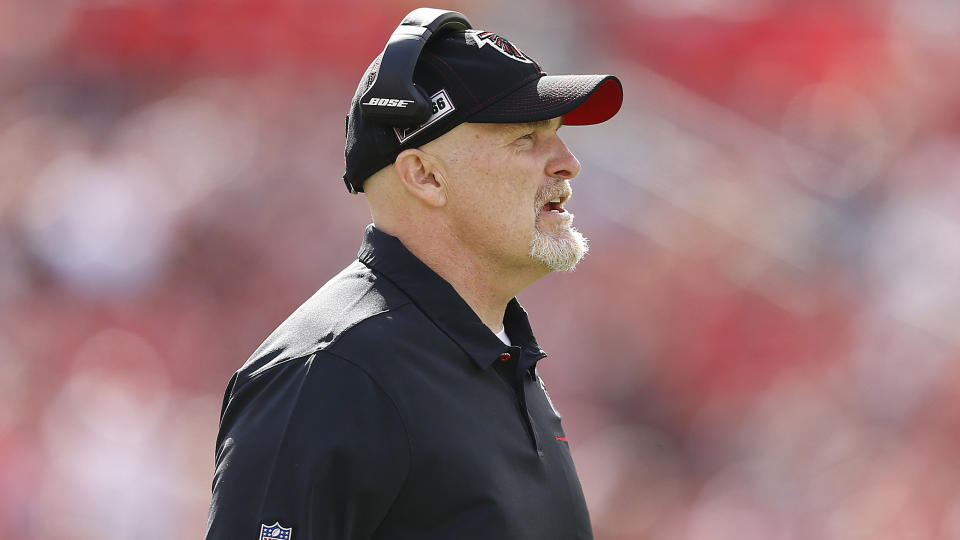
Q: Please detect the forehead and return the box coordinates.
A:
[469,117,563,135]
[423,117,563,156]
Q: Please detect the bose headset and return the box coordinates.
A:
[359,8,473,127]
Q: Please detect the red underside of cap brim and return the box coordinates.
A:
[562,77,623,125]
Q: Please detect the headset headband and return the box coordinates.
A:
[359,8,472,127]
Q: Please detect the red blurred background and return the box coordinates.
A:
[2,1,959,538]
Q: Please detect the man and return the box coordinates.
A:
[206,9,622,540]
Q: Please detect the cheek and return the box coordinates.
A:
[460,186,535,248]
[445,147,540,235]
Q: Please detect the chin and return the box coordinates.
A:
[529,224,589,272]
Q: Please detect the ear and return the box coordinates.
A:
[393,149,447,208]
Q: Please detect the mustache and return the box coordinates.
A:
[534,180,572,208]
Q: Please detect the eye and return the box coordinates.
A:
[518,132,535,141]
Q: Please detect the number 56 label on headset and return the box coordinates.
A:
[394,89,457,144]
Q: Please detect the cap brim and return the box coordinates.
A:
[469,74,623,126]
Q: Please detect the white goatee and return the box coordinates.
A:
[529,214,589,272]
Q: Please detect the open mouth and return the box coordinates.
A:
[540,193,570,214]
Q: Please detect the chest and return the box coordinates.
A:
[378,350,592,539]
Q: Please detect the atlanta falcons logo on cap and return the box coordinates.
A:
[466,30,534,64]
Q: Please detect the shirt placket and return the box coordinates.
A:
[494,345,544,456]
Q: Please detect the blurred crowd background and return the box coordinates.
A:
[2,0,959,538]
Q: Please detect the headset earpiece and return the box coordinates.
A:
[360,8,472,127]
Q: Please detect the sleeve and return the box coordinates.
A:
[204,351,410,540]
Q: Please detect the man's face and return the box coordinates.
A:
[425,117,587,274]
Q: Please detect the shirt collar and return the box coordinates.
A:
[357,224,547,370]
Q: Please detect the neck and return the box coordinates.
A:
[389,224,546,333]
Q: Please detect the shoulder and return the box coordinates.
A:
[236,261,408,378]
[229,260,453,396]
[217,350,410,452]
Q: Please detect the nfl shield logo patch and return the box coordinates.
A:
[260,522,292,540]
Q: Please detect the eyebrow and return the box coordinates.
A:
[513,117,563,132]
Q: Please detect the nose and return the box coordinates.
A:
[546,135,582,180]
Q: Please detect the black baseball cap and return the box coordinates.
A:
[343,27,623,193]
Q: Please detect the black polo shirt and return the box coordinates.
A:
[205,225,593,540]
